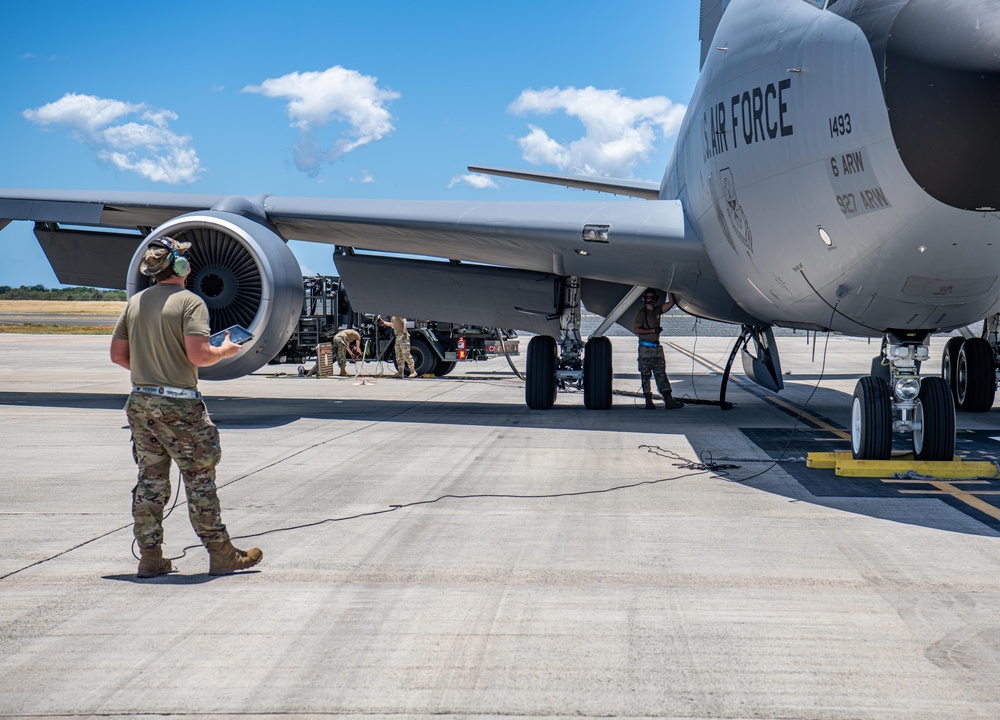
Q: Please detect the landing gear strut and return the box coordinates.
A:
[851,331,955,461]
[524,276,614,410]
[719,325,784,409]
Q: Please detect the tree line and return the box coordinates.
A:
[0,285,126,301]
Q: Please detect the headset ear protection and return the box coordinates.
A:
[149,237,190,276]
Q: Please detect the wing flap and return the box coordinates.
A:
[337,254,562,337]
[35,226,144,290]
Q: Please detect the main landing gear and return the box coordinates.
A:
[525,276,613,410]
[851,331,955,461]
[941,314,999,413]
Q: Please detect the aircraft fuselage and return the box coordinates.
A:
[665,0,1000,336]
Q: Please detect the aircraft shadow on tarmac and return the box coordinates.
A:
[4,383,1000,538]
[0,381,853,432]
[101,570,262,585]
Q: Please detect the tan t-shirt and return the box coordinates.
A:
[113,284,210,389]
[389,316,408,337]
[634,306,664,335]
[335,329,361,344]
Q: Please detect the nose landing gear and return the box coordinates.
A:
[851,331,956,461]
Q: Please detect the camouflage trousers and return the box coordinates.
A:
[394,333,415,375]
[637,343,673,397]
[333,335,352,370]
[125,393,228,548]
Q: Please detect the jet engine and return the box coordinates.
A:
[126,210,305,380]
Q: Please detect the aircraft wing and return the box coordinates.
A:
[0,188,754,379]
[0,189,704,291]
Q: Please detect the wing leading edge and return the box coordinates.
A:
[467,165,662,200]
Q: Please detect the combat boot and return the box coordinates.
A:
[663,393,684,410]
[339,367,349,377]
[136,546,173,578]
[390,371,402,378]
[207,539,263,575]
[644,393,655,410]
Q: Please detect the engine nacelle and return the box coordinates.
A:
[126,210,305,380]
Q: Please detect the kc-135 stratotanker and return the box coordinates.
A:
[2,0,999,461]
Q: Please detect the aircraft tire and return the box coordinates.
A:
[941,336,964,407]
[583,336,613,410]
[956,337,996,412]
[525,335,557,410]
[851,376,892,460]
[912,376,956,461]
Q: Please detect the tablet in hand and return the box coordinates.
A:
[209,325,253,347]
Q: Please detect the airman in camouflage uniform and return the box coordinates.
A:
[382,316,416,378]
[333,328,362,376]
[633,288,684,410]
[111,236,263,578]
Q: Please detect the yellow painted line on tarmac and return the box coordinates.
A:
[666,341,850,439]
[899,490,1000,495]
[810,452,1000,520]
[665,341,729,375]
[766,395,850,439]
[925,482,1000,522]
[666,343,1000,523]
[813,453,1000,521]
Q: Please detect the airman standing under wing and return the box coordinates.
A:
[633,288,683,410]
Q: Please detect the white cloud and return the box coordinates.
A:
[100,147,201,184]
[22,93,202,184]
[449,173,499,190]
[351,170,376,184]
[508,86,686,177]
[243,66,399,176]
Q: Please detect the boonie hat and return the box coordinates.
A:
[140,236,192,276]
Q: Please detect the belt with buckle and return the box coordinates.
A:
[132,385,202,400]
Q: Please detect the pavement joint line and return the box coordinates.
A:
[1,381,468,582]
[882,479,992,484]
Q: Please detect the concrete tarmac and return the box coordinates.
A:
[2,333,1000,720]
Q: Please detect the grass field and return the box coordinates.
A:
[0,300,124,334]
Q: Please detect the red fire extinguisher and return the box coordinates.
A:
[457,336,467,360]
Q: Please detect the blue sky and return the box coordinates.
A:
[1,1,701,287]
